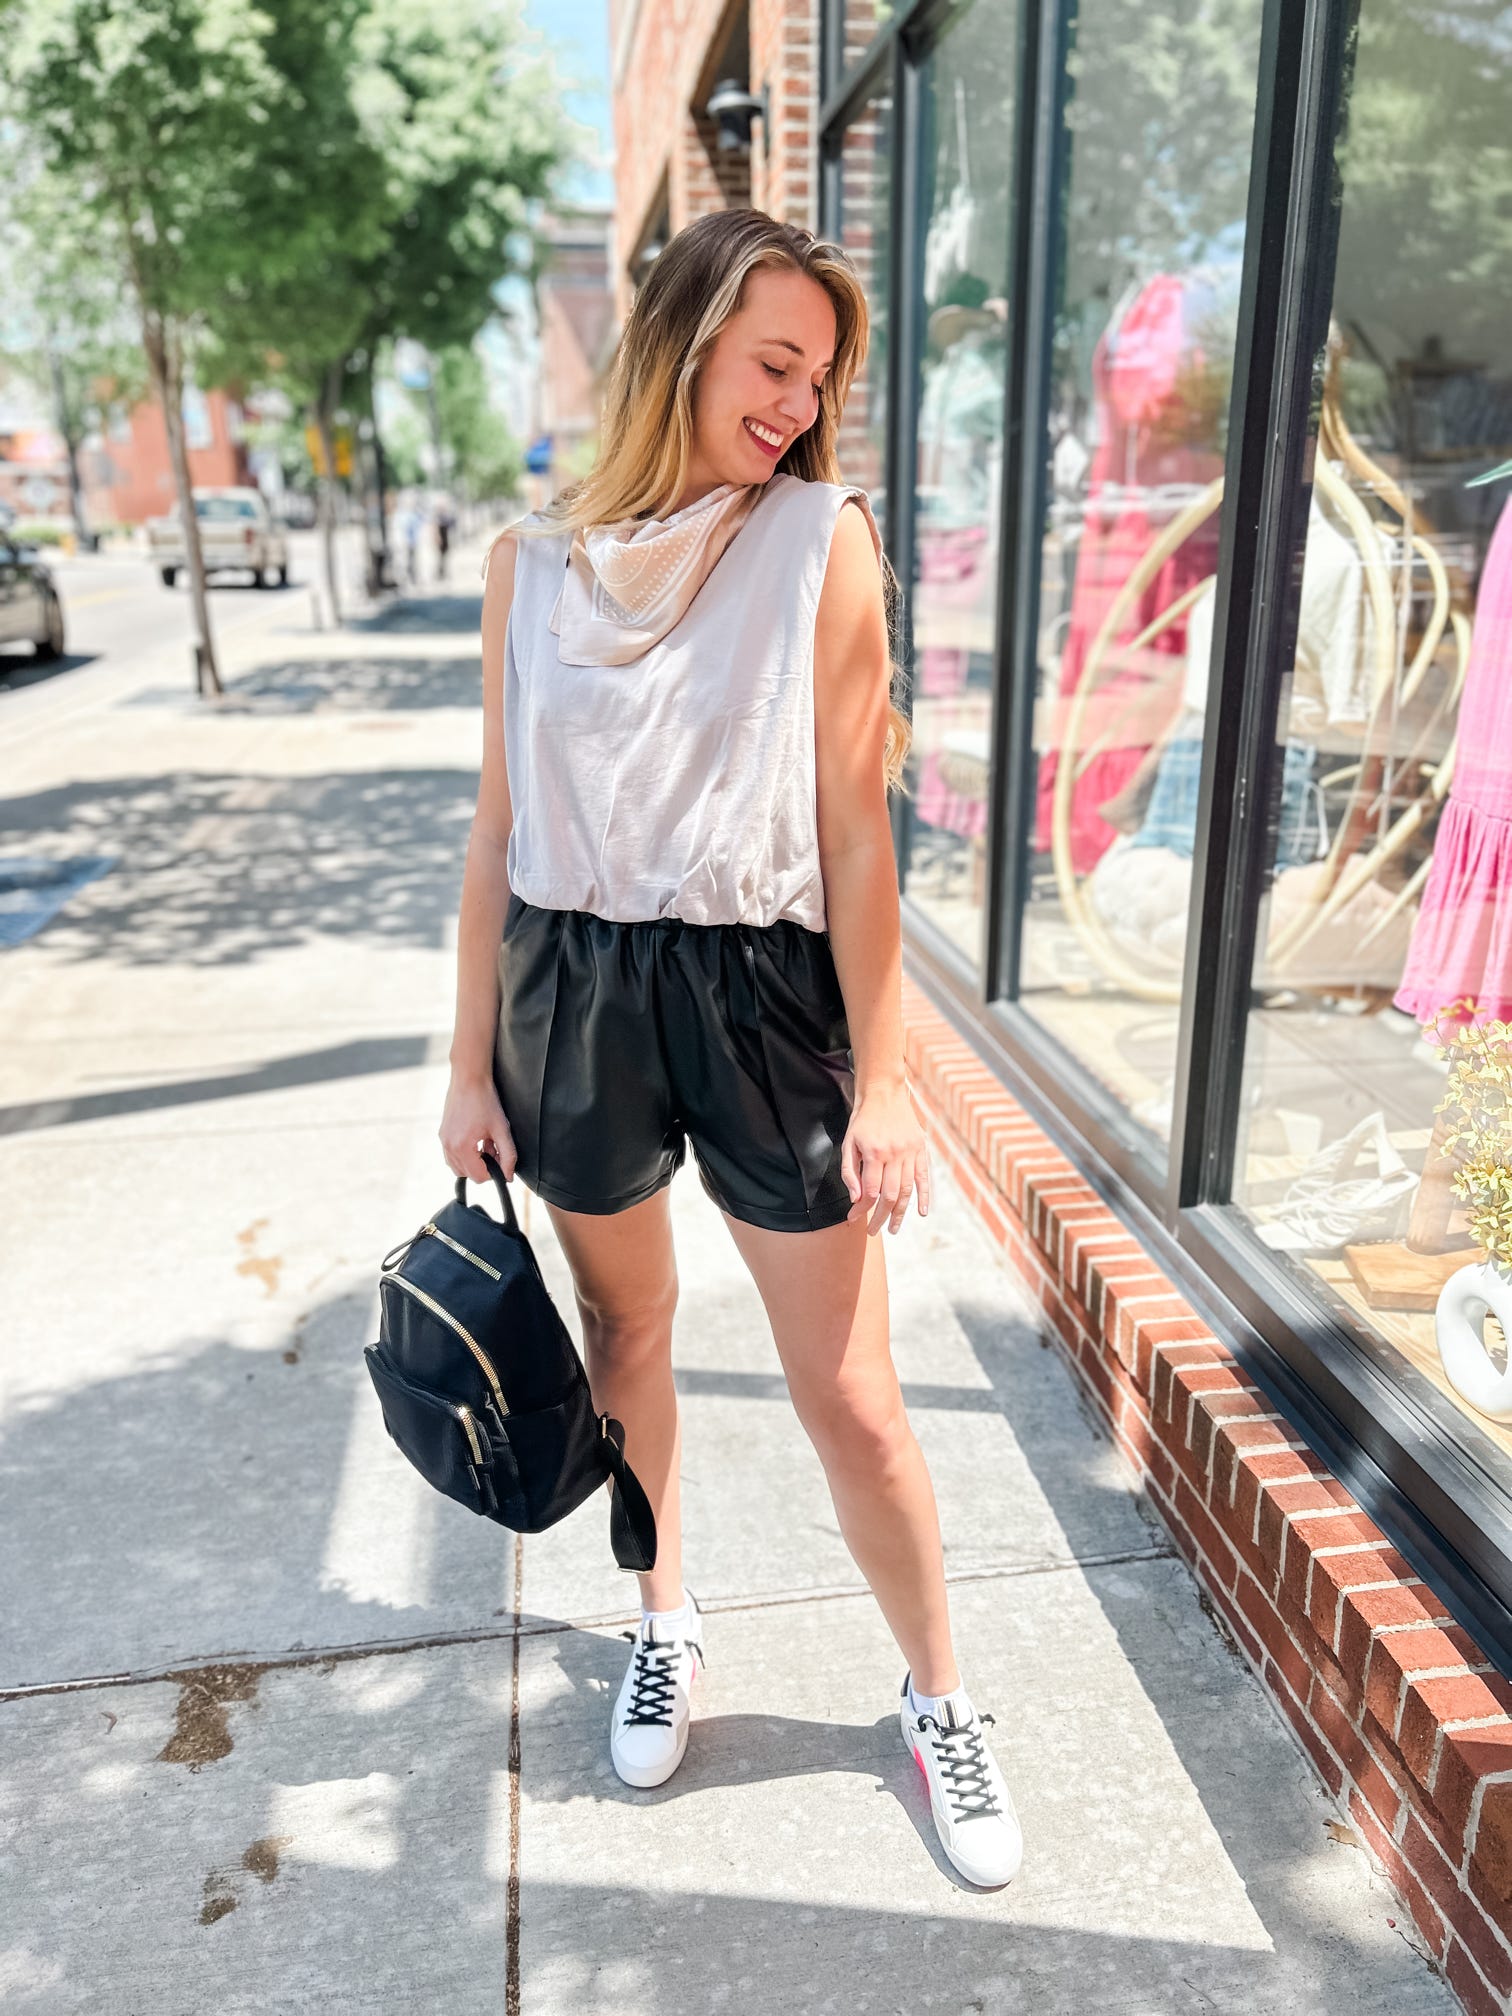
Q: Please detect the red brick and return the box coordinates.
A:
[1131,1315,1223,1396]
[1166,1364,1251,1454]
[1209,1417,1300,1511]
[1150,1341,1230,1423]
[1401,1678,1512,1792]
[1305,1550,1434,1652]
[1438,1725,1512,1842]
[1471,1778,1512,1909]
[1266,1655,1346,1796]
[1309,1671,1374,1782]
[1003,1154,1064,1217]
[1366,1627,1499,1745]
[1347,1790,1450,1966]
[1339,1586,1451,1699]
[1230,1451,1327,1568]
[1401,1812,1512,1996]
[1267,1507,1385,1587]
[1195,1559,1265,1668]
[1169,1470,1240,1591]
[1278,1515,1387,1612]
[1444,1932,1509,2016]
[1068,1231,1142,1311]
[1233,1570,1314,1703]
[1189,1393,1280,1489]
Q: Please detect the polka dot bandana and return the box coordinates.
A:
[548,480,765,666]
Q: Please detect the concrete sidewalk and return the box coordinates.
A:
[0,557,1457,2014]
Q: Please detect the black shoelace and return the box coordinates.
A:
[920,1710,1003,1823]
[619,1628,688,1728]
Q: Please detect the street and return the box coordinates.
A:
[1,530,387,731]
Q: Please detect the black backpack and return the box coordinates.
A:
[365,1152,656,1571]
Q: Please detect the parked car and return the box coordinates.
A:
[0,529,65,661]
[145,486,290,589]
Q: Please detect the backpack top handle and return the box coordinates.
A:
[455,1148,521,1235]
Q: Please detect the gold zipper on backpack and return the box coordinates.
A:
[420,1220,502,1280]
[455,1403,486,1466]
[380,1271,509,1418]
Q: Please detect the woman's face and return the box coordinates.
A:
[685,264,837,495]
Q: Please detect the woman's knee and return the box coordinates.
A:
[578,1277,679,1369]
[800,1377,914,1480]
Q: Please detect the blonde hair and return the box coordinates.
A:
[487,208,912,794]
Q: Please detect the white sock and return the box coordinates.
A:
[909,1677,973,1724]
[641,1588,692,1634]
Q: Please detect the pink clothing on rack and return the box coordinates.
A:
[1035,273,1225,874]
[1395,495,1512,1025]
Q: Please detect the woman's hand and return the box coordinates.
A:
[840,1077,931,1235]
[439,1066,517,1185]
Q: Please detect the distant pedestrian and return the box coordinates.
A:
[434,498,456,581]
[398,498,423,586]
[439,209,1023,1890]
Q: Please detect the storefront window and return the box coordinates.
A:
[1015,0,1262,1149]
[838,0,897,70]
[1232,0,1512,1471]
[898,0,1016,971]
[832,93,893,538]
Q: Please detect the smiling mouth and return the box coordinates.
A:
[743,418,784,455]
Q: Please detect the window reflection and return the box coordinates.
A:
[1233,0,1512,1469]
[899,2,1017,970]
[1016,0,1263,1149]
[833,93,892,540]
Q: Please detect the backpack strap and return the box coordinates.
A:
[599,1413,658,1572]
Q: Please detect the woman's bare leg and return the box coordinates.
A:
[718,1209,959,1694]
[542,1185,685,1613]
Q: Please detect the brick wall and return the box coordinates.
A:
[610,0,821,325]
[902,970,1512,2016]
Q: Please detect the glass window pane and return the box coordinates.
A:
[838,0,897,74]
[1231,0,1512,1485]
[833,94,892,539]
[898,0,1018,970]
[1015,0,1263,1150]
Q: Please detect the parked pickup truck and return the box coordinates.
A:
[145,486,290,589]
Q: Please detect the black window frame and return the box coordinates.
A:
[820,0,1512,1675]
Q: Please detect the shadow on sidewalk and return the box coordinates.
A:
[0,1243,1448,2010]
[0,759,478,977]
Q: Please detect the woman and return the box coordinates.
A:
[439,209,1022,1889]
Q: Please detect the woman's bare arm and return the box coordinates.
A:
[813,498,929,1231]
[439,532,521,1182]
[813,498,907,1097]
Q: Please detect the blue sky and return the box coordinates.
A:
[524,0,614,207]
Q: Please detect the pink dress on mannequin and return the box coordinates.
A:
[1394,494,1512,1024]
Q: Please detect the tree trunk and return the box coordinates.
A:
[146,312,220,695]
[46,339,90,552]
[364,363,393,595]
[314,359,345,624]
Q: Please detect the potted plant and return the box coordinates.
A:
[1430,1000,1512,1420]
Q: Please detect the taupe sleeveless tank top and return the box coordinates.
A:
[501,472,882,933]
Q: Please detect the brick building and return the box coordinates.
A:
[527,202,617,503]
[81,386,251,530]
[608,0,815,317]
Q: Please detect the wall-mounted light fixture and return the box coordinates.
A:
[705,77,769,162]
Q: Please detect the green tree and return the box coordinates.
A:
[3,0,369,690]
[431,340,523,505]
[206,0,570,611]
[0,158,148,548]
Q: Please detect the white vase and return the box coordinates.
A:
[1435,1260,1512,1422]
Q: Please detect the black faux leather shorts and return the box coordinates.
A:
[492,891,857,1233]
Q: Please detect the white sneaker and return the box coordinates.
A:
[609,1589,704,1789]
[900,1672,1023,1887]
